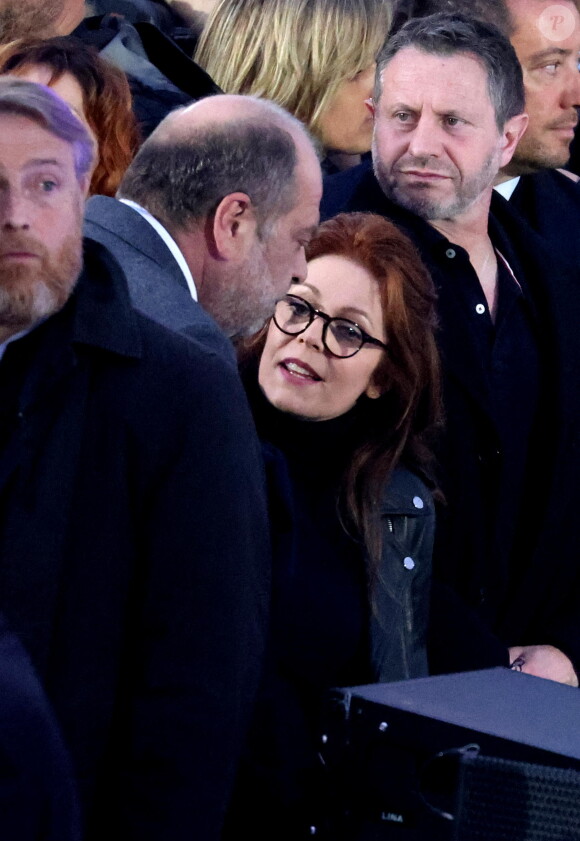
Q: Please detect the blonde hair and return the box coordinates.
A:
[195,0,391,146]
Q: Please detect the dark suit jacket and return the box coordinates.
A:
[84,195,235,364]
[0,614,80,841]
[322,162,580,675]
[0,240,270,840]
[568,129,579,176]
[505,170,580,269]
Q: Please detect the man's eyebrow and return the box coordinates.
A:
[23,158,66,169]
[528,47,571,62]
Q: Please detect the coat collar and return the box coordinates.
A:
[72,237,142,360]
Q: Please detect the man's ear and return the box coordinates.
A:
[499,113,529,168]
[211,192,258,261]
[365,98,375,117]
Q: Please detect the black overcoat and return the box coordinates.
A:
[0,240,270,840]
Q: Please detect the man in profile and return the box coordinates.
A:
[85,94,322,355]
[0,77,270,840]
[495,0,580,265]
[322,14,580,686]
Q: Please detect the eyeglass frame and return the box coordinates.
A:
[272,293,388,359]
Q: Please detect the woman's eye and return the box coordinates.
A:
[288,300,310,318]
[40,179,58,193]
[333,322,360,342]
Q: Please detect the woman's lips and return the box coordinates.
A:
[279,358,322,384]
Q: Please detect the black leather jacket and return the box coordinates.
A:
[369,467,435,683]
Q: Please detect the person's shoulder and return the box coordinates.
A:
[135,309,240,394]
[518,168,580,199]
[321,159,378,220]
[81,238,235,388]
[380,467,435,516]
[85,195,140,232]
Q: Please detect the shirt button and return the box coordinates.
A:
[475,303,486,314]
[403,557,415,570]
[412,496,424,509]
[445,248,456,259]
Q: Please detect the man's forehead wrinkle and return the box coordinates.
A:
[381,81,488,119]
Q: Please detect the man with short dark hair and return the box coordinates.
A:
[322,14,580,686]
[392,0,580,265]
[0,77,270,840]
[85,94,322,354]
[494,0,580,265]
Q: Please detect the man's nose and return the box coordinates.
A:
[407,115,442,159]
[562,63,580,108]
[0,188,31,230]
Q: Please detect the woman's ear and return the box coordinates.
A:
[365,381,383,400]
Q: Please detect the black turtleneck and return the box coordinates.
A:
[247,378,373,690]
[225,375,375,838]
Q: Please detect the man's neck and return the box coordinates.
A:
[495,169,515,186]
[428,190,499,319]
[428,188,492,257]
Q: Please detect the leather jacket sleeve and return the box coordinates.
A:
[368,467,435,683]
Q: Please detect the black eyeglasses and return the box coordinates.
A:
[272,294,388,359]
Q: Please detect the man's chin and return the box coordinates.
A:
[0,249,82,336]
[388,186,449,220]
[509,141,573,175]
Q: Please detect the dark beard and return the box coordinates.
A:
[0,231,83,332]
[0,0,64,42]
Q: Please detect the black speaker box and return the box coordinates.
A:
[320,668,580,840]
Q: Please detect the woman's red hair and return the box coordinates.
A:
[0,36,140,196]
[241,212,443,567]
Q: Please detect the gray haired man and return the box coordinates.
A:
[85,94,322,356]
[322,14,580,687]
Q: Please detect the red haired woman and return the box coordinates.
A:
[0,36,140,196]
[232,212,442,838]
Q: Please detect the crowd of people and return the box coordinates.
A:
[0,0,578,839]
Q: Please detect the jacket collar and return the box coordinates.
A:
[71,237,142,359]
[85,195,189,290]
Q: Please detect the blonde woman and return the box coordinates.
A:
[195,0,391,172]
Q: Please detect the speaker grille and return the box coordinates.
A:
[455,754,580,841]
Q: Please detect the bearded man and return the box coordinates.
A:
[322,14,580,687]
[0,77,270,841]
[84,94,322,357]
